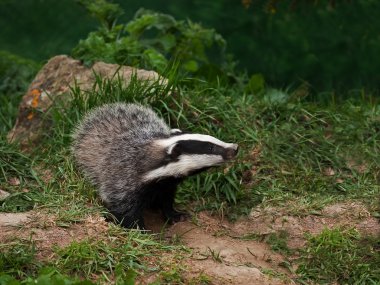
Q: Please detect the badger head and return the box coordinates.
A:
[143,131,238,182]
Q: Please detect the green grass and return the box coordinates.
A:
[0,50,39,134]
[54,239,141,279]
[28,71,379,219]
[0,240,38,278]
[1,66,379,284]
[296,227,380,284]
[0,221,183,284]
[0,272,96,285]
[0,139,35,184]
[266,231,292,256]
[52,225,186,283]
[0,138,40,212]
[172,82,380,218]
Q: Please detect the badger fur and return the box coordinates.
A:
[72,103,238,229]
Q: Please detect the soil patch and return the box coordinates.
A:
[231,201,380,248]
[165,212,292,285]
[1,201,378,284]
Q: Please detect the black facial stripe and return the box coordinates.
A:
[170,130,190,137]
[170,132,184,137]
[176,140,225,156]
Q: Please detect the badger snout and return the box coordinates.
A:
[225,144,239,160]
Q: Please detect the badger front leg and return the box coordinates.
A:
[153,179,188,223]
[107,201,145,229]
[161,188,188,223]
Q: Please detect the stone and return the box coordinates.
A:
[0,189,10,201]
[7,55,166,146]
[0,212,30,226]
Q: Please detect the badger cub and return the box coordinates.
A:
[72,103,238,229]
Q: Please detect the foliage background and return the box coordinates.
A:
[0,0,379,95]
[0,1,380,284]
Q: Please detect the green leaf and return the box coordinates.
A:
[156,34,177,51]
[76,0,123,29]
[143,49,168,72]
[264,88,289,104]
[183,60,199,72]
[245,73,265,94]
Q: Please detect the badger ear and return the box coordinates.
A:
[170,129,182,136]
[167,143,181,159]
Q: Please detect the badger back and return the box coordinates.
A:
[71,103,171,185]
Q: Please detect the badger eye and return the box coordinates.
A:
[208,145,214,152]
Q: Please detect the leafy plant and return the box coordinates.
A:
[72,4,231,78]
[76,0,123,30]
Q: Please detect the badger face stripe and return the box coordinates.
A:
[170,128,182,135]
[158,134,236,151]
[142,154,224,182]
[169,140,227,156]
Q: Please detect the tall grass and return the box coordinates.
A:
[1,68,379,284]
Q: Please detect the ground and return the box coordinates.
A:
[1,58,380,284]
[1,201,378,284]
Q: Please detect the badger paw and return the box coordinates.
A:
[164,210,189,224]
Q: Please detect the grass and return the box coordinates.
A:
[0,139,35,184]
[3,71,379,218]
[207,247,223,263]
[0,272,96,285]
[0,240,38,278]
[0,218,184,284]
[51,224,189,283]
[296,227,380,284]
[0,50,39,134]
[266,231,291,255]
[54,235,153,279]
[0,67,379,284]
[0,139,40,212]
[174,82,380,218]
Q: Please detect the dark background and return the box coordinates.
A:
[0,0,379,94]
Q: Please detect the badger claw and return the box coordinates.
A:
[165,210,189,224]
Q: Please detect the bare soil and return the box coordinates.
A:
[0,201,379,284]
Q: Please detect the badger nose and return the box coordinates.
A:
[226,144,239,159]
[234,144,239,155]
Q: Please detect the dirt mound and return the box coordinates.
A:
[166,212,292,285]
[1,201,378,284]
[0,211,109,259]
[231,201,380,248]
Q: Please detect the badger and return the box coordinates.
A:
[72,103,238,229]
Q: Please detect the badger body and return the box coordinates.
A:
[72,103,238,229]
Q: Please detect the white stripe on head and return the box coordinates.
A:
[157,133,236,151]
[170,128,182,135]
[142,154,224,182]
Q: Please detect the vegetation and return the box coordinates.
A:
[0,51,39,133]
[297,228,380,284]
[1,71,379,284]
[0,1,379,284]
[72,5,230,78]
[0,240,38,278]
[1,0,380,93]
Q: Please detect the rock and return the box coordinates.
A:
[7,55,166,146]
[0,212,30,226]
[8,177,20,186]
[0,189,10,201]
